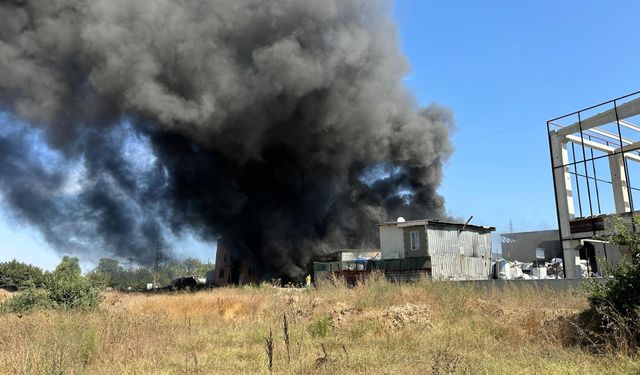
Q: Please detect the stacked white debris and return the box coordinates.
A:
[510,261,524,279]
[494,258,563,280]
[574,257,590,278]
[531,267,547,279]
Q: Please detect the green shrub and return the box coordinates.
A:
[44,272,101,310]
[2,257,101,313]
[0,259,44,288]
[580,217,640,353]
[42,256,101,310]
[3,287,53,313]
[308,314,333,338]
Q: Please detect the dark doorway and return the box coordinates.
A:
[579,242,598,274]
[231,260,241,285]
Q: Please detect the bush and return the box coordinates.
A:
[2,257,101,313]
[44,272,101,310]
[44,256,101,310]
[2,287,53,313]
[0,259,44,288]
[308,314,333,338]
[579,217,640,353]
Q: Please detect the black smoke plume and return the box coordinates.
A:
[0,0,454,276]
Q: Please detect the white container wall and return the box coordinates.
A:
[379,225,404,259]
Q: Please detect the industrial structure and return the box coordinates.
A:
[500,229,562,263]
[212,240,262,286]
[379,218,495,280]
[547,91,639,277]
[314,218,496,281]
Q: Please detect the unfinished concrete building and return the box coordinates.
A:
[548,91,639,278]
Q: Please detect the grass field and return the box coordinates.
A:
[0,277,638,374]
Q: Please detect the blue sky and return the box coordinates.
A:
[394,0,640,232]
[1,0,640,270]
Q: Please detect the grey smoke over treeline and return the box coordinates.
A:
[0,0,454,276]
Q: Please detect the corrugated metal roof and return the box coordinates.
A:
[378,218,495,232]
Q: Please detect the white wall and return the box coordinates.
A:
[379,225,404,259]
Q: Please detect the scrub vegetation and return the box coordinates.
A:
[1,256,100,313]
[1,276,638,374]
[572,217,640,354]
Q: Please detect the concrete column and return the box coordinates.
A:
[609,153,631,213]
[562,240,580,279]
[550,131,578,278]
[550,131,575,232]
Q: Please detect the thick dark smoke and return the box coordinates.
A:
[0,0,454,276]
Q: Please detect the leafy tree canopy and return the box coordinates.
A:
[0,259,44,288]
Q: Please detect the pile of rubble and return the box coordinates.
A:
[493,258,566,280]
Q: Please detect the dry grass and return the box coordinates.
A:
[1,277,638,374]
[0,290,11,302]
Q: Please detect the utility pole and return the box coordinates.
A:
[153,244,160,289]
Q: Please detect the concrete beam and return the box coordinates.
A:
[587,127,634,145]
[620,120,640,132]
[564,134,640,162]
[619,141,640,154]
[555,97,640,137]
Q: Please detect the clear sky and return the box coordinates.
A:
[394,0,640,231]
[1,0,640,270]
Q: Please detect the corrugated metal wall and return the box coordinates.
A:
[427,226,492,280]
[427,226,491,258]
[379,225,404,259]
[431,255,490,280]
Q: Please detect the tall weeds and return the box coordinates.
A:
[0,279,637,374]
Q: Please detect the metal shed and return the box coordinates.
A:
[378,218,495,280]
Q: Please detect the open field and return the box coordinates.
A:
[1,277,638,374]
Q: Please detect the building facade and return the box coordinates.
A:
[213,241,261,286]
[378,218,495,280]
[500,229,562,263]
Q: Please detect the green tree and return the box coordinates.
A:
[44,257,100,310]
[54,256,81,278]
[86,269,112,289]
[125,268,154,291]
[3,257,101,312]
[87,258,125,289]
[96,258,122,275]
[182,258,213,277]
[0,259,44,288]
